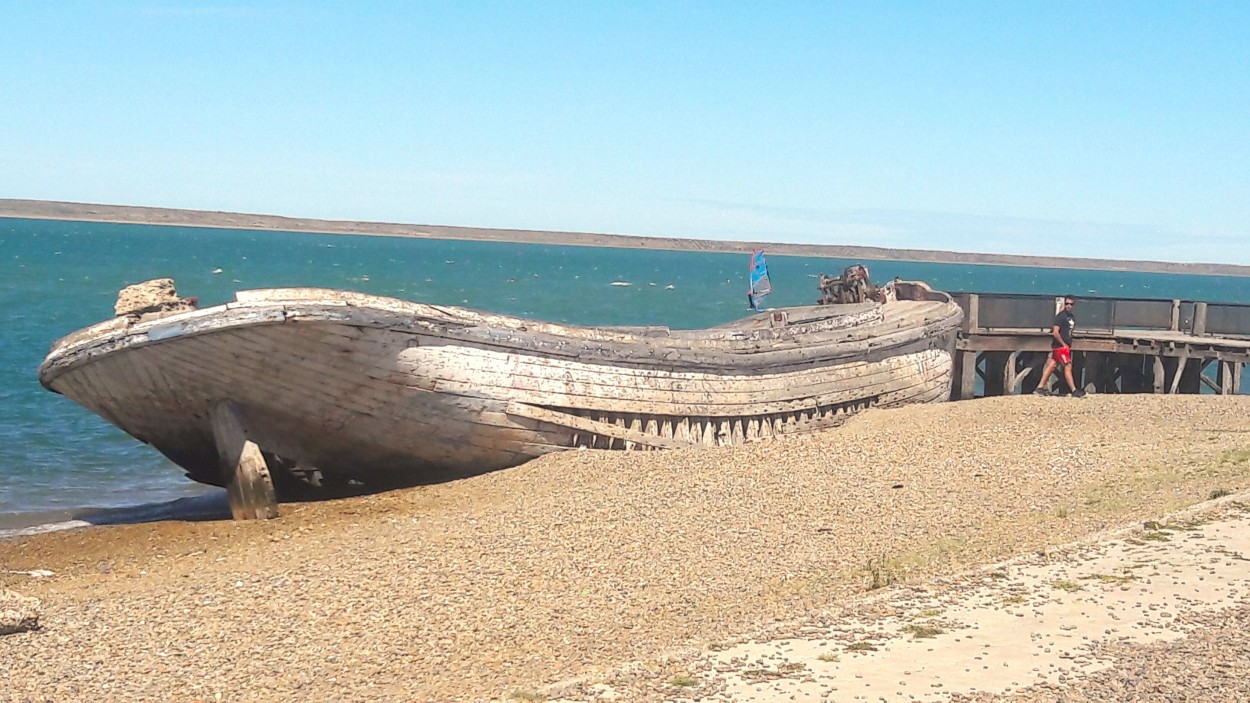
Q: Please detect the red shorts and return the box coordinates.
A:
[1051,347,1072,365]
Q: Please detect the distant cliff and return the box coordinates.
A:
[3,198,1247,276]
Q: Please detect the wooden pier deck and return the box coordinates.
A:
[950,293,1250,399]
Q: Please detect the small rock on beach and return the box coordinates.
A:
[0,589,40,636]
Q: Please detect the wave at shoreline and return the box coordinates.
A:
[0,492,230,540]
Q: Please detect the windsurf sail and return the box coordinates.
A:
[747,248,771,310]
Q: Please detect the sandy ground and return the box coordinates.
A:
[2,394,1250,702]
[566,500,1250,702]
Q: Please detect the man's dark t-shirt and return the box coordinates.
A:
[1053,310,1075,348]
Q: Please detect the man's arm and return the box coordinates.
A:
[1052,324,1066,347]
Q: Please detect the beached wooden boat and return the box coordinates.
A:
[39,279,962,518]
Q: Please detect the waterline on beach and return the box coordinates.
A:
[0,492,230,540]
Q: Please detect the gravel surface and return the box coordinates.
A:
[573,499,1250,703]
[952,603,1250,703]
[2,394,1250,701]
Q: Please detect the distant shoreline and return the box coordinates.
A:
[4,198,1248,277]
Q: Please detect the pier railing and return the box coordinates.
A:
[951,293,1250,338]
[949,292,1250,399]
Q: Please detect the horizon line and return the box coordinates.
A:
[3,197,1249,278]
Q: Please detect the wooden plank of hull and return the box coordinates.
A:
[396,342,954,416]
[416,309,947,369]
[215,322,951,422]
[231,289,925,352]
[45,295,958,378]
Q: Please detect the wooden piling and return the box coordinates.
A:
[1192,303,1208,336]
[1218,361,1245,396]
[954,349,977,400]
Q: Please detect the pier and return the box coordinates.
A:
[950,293,1250,399]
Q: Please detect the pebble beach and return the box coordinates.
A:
[3,394,1250,701]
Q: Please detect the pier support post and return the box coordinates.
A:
[954,349,978,400]
[1218,361,1245,395]
[1193,303,1208,336]
[965,295,980,334]
[1168,356,1185,394]
[210,400,279,520]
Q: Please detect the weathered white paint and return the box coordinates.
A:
[39,283,962,495]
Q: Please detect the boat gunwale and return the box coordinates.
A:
[40,286,962,386]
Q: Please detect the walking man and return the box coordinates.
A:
[1034,295,1086,397]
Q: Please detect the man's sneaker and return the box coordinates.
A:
[1072,389,1087,398]
[1033,387,1051,397]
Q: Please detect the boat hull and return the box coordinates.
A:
[39,286,961,493]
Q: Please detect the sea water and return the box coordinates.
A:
[3,217,1249,532]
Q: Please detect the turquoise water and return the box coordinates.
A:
[3,217,1250,521]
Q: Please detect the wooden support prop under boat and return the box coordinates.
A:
[209,400,279,520]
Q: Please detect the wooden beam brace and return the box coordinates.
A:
[1200,372,1222,394]
[505,401,699,450]
[1169,355,1189,395]
[1219,360,1237,395]
[1003,350,1021,395]
[1012,363,1035,389]
[210,400,279,520]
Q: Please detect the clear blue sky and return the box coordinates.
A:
[2,2,1248,263]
